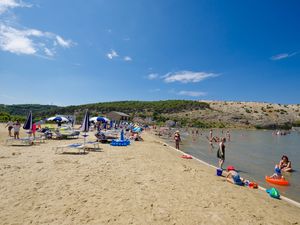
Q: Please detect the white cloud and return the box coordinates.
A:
[44,47,54,57]
[163,71,219,83]
[147,73,159,80]
[0,24,35,54]
[270,52,298,61]
[178,91,206,97]
[0,24,75,56]
[0,0,31,14]
[0,1,74,58]
[56,35,73,48]
[107,49,118,59]
[124,56,132,61]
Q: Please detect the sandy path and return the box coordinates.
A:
[0,124,299,225]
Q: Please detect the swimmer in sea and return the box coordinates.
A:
[279,155,292,172]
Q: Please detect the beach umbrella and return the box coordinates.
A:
[23,111,33,130]
[47,116,69,122]
[89,116,110,123]
[81,110,90,133]
[81,110,90,149]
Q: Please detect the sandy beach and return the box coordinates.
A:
[0,124,299,225]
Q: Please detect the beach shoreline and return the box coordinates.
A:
[0,124,299,224]
[151,131,300,209]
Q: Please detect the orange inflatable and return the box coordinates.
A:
[265,176,289,186]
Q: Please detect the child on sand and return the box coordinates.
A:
[226,166,244,186]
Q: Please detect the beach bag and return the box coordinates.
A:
[266,188,280,199]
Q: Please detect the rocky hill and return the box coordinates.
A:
[0,100,299,129]
[164,101,300,129]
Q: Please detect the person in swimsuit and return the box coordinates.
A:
[279,155,292,172]
[217,137,226,169]
[270,165,283,179]
[226,130,231,141]
[226,166,244,186]
[174,130,181,150]
[5,121,13,137]
[13,120,21,139]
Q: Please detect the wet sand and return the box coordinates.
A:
[0,124,299,225]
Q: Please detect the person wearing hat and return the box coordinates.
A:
[174,130,181,150]
[226,166,244,186]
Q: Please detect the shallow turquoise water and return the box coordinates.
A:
[161,129,300,202]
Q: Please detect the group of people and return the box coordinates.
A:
[226,155,292,186]
[5,120,39,139]
[172,128,293,186]
[5,120,21,139]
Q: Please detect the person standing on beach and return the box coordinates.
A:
[13,120,21,139]
[174,130,181,150]
[217,137,226,169]
[5,121,13,137]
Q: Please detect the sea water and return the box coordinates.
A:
[161,129,300,202]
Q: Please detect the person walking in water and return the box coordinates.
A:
[226,130,231,141]
[217,137,226,169]
[5,121,13,137]
[174,130,181,150]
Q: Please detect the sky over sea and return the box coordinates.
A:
[0,0,299,105]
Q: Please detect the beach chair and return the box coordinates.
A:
[54,129,80,139]
[5,137,34,146]
[54,141,100,154]
[96,131,118,143]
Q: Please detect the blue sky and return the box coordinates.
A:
[0,0,299,105]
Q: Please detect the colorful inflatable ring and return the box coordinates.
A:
[265,176,289,186]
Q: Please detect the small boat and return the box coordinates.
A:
[265,176,289,186]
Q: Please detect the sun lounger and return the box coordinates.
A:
[95,131,118,143]
[53,129,80,139]
[5,137,34,146]
[5,135,46,146]
[54,141,100,154]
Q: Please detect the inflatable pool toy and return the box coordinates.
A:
[181,154,193,159]
[248,182,258,189]
[265,176,289,186]
[110,139,130,146]
[266,187,280,199]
